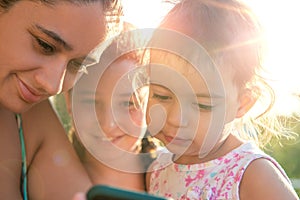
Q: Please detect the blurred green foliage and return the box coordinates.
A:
[51,93,72,134]
[264,115,300,197]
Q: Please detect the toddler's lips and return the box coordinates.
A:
[164,135,175,143]
[102,135,125,144]
[164,134,191,145]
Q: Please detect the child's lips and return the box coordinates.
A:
[111,135,124,143]
[163,134,190,145]
[164,135,175,143]
[102,135,125,144]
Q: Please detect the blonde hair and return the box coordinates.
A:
[154,0,298,148]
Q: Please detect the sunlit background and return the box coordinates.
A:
[121,0,173,28]
[247,0,300,115]
[121,0,300,115]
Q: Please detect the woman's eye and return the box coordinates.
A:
[67,60,87,74]
[152,93,172,101]
[36,38,55,54]
[67,59,95,74]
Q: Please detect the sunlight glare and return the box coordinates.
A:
[122,0,300,115]
[245,0,300,115]
[121,0,174,28]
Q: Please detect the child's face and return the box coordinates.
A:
[95,59,145,151]
[72,59,145,160]
[146,54,241,158]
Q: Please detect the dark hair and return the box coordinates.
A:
[0,0,122,30]
[0,0,118,10]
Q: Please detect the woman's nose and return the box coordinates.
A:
[34,59,67,96]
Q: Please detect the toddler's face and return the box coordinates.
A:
[95,59,145,151]
[73,59,146,160]
[146,53,241,159]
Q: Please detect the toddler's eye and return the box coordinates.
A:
[193,103,214,112]
[152,93,172,101]
[80,98,95,105]
[120,101,135,108]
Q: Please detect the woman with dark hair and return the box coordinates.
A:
[0,0,121,199]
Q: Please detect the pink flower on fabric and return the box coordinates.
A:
[185,170,205,187]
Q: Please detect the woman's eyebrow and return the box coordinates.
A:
[35,24,73,51]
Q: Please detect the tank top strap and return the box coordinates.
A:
[16,114,28,200]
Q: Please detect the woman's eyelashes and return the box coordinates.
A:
[67,59,85,74]
[37,38,55,54]
[68,58,97,74]
[32,34,56,55]
[31,33,95,74]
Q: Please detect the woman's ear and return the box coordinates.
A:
[236,88,259,118]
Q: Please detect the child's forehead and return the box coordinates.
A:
[150,50,220,79]
[149,50,238,97]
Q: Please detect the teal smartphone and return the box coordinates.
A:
[86,185,168,200]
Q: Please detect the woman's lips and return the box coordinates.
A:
[17,78,44,104]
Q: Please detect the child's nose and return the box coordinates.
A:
[100,108,117,134]
[167,101,189,127]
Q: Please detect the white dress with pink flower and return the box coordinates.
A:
[148,142,290,200]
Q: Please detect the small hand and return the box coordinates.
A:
[72,192,86,200]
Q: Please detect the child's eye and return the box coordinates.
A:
[80,98,95,105]
[120,101,135,108]
[152,93,172,101]
[193,103,214,112]
[35,37,55,54]
[117,100,139,113]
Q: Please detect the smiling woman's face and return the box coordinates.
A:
[0,1,106,112]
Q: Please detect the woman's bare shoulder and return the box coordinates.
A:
[21,100,92,200]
